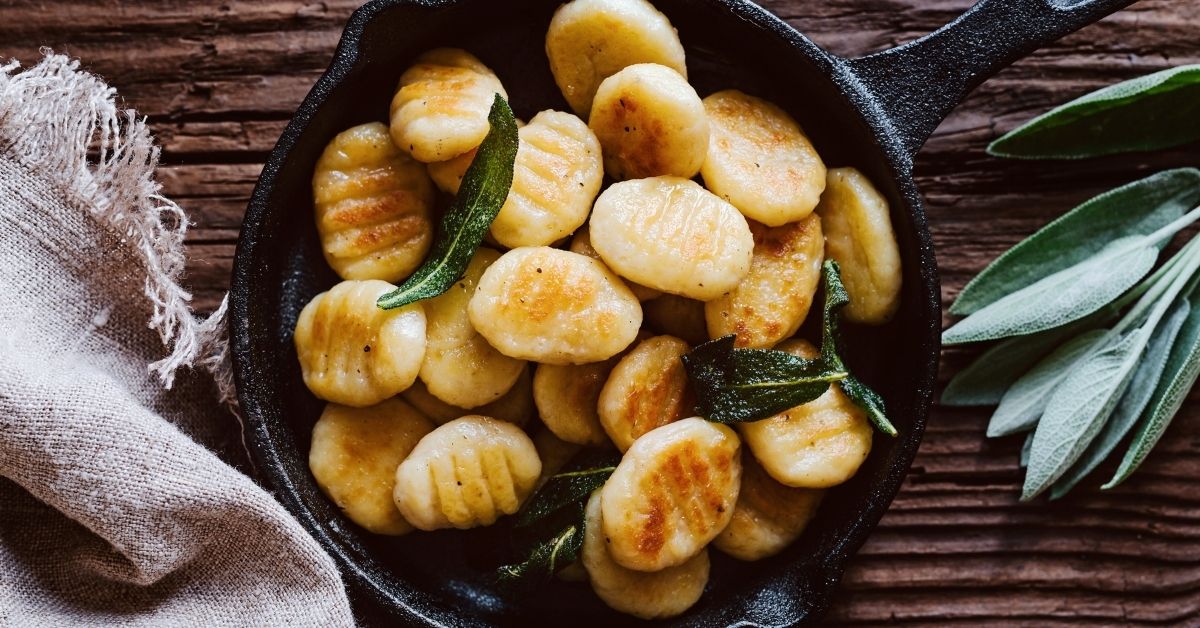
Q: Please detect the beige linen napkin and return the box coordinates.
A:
[0,54,354,626]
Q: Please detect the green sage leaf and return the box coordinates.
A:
[951,169,1200,315]
[497,514,584,587]
[942,236,1159,345]
[1022,328,1148,500]
[378,94,518,310]
[514,449,619,528]
[988,65,1200,159]
[1019,431,1034,469]
[987,329,1108,438]
[1107,284,1200,488]
[1050,300,1189,499]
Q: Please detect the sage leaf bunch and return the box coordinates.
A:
[378,94,518,310]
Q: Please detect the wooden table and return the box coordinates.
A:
[5,0,1198,623]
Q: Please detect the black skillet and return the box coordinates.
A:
[230,0,1135,625]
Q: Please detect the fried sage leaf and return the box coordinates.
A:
[515,449,619,528]
[951,169,1200,315]
[378,94,518,309]
[988,65,1200,159]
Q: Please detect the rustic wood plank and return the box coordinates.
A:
[3,0,1198,623]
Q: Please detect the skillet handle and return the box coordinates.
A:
[842,0,1136,161]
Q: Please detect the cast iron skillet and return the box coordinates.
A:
[231,0,1134,625]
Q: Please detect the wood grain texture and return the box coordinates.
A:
[3,0,1198,623]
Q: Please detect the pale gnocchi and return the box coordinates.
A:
[569,227,660,302]
[705,214,825,348]
[308,399,434,535]
[815,167,902,325]
[312,122,435,282]
[469,247,643,364]
[401,367,534,427]
[420,248,526,408]
[712,454,824,561]
[738,340,872,488]
[598,335,692,451]
[589,63,709,180]
[701,89,826,227]
[545,0,687,117]
[426,119,525,195]
[601,417,741,571]
[393,415,542,530]
[582,491,710,619]
[589,176,754,300]
[390,48,508,163]
[294,280,426,407]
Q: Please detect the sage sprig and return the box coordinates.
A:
[987,64,1200,159]
[377,94,518,310]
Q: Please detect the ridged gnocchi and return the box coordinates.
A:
[601,417,741,571]
[589,63,708,180]
[582,491,709,619]
[390,48,508,163]
[393,415,542,530]
[642,294,709,346]
[309,399,434,535]
[589,177,754,300]
[312,122,435,282]
[420,248,526,408]
[738,340,872,488]
[598,335,692,452]
[701,89,826,227]
[426,119,525,195]
[401,367,534,427]
[569,227,660,302]
[712,455,823,561]
[815,167,902,325]
[469,247,643,364]
[533,359,616,446]
[705,214,825,348]
[545,0,687,117]
[294,280,426,407]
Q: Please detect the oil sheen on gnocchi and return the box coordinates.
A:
[598,335,693,451]
[312,122,434,283]
[293,280,426,407]
[393,415,542,530]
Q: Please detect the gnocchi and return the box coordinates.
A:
[420,248,526,408]
[701,89,826,227]
[309,399,434,535]
[531,427,583,488]
[589,176,754,300]
[738,340,872,488]
[598,335,692,452]
[815,167,902,324]
[705,214,825,348]
[533,359,617,446]
[582,491,709,619]
[426,119,525,195]
[589,63,709,180]
[569,227,660,302]
[390,48,508,163]
[641,294,709,346]
[294,280,426,407]
[312,122,435,282]
[712,455,824,561]
[401,367,534,427]
[545,0,687,117]
[393,415,542,530]
[469,247,643,364]
[601,417,741,571]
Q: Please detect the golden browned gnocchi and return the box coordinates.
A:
[312,122,435,282]
[582,491,709,619]
[641,294,709,346]
[545,0,687,117]
[701,89,826,227]
[390,48,508,163]
[598,335,692,451]
[469,247,642,364]
[393,415,542,530]
[738,340,872,488]
[294,280,426,407]
[601,417,741,571]
[589,63,709,180]
[533,359,616,446]
[569,227,660,302]
[309,399,434,535]
[705,214,825,348]
[589,177,754,300]
[401,368,534,427]
[712,455,824,561]
[815,167,902,324]
[420,248,526,408]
